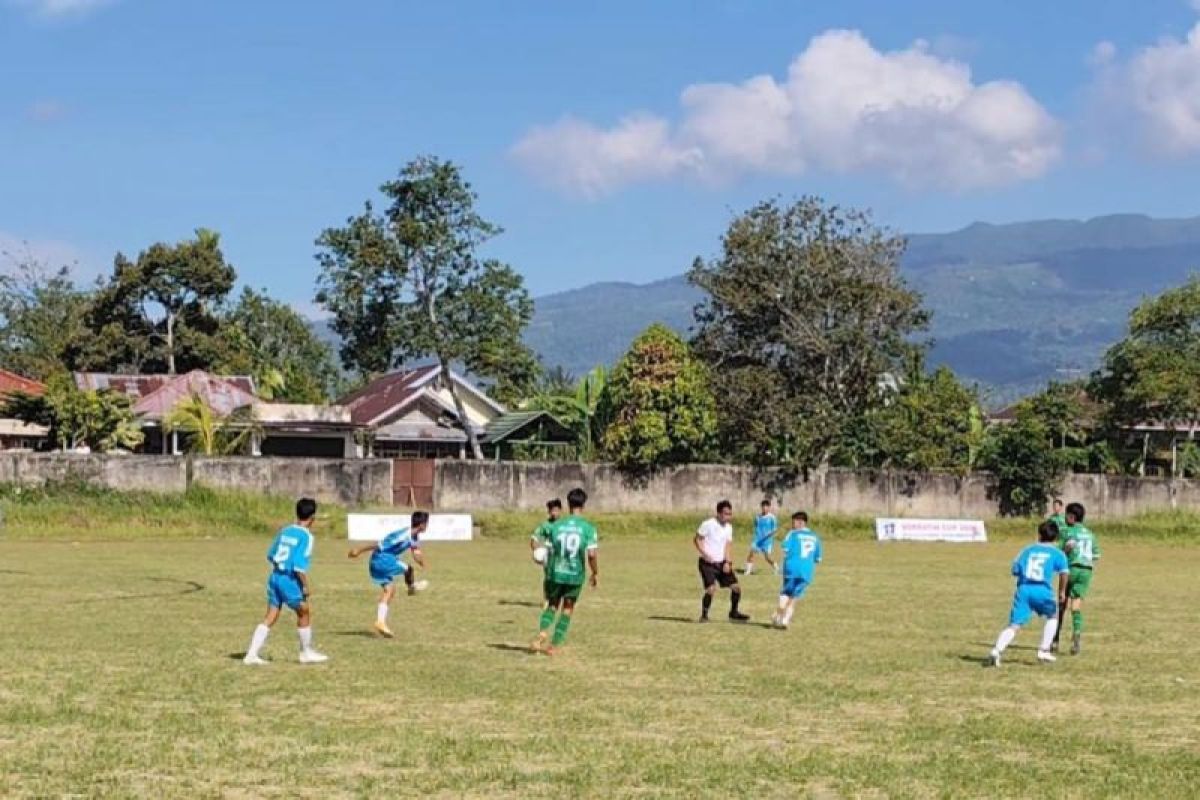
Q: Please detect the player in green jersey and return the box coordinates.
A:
[1047,499,1067,531]
[530,498,563,606]
[531,487,598,656]
[1053,501,1102,655]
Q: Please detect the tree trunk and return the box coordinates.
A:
[166,311,177,375]
[440,357,484,460]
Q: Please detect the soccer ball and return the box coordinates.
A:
[413,579,430,592]
[532,546,548,565]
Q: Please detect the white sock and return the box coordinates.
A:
[783,603,795,625]
[1039,619,1058,652]
[376,603,389,624]
[744,563,752,574]
[247,624,270,658]
[994,627,1017,654]
[298,626,314,651]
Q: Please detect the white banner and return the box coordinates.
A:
[875,518,987,543]
[347,513,474,542]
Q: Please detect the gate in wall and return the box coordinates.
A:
[392,459,435,507]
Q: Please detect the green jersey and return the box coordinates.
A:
[546,514,598,586]
[1060,524,1101,569]
[532,520,555,574]
[1048,513,1067,532]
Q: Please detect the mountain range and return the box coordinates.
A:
[524,214,1200,405]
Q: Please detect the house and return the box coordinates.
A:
[0,368,48,450]
[74,370,360,458]
[481,410,577,461]
[339,365,507,459]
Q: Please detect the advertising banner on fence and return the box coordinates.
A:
[874,518,987,543]
[347,513,474,542]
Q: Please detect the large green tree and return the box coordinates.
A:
[315,156,539,458]
[219,288,342,403]
[68,229,236,374]
[1,374,143,452]
[598,324,717,473]
[979,408,1065,517]
[1091,276,1200,429]
[690,197,929,469]
[0,258,90,381]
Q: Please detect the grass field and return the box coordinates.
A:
[1,492,1198,798]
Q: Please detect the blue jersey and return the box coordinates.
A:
[1011,543,1068,591]
[370,527,419,572]
[266,524,313,576]
[753,514,778,543]
[781,528,822,581]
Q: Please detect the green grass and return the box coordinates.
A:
[0,498,1197,797]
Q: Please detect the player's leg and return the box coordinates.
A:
[533,591,561,650]
[405,561,418,595]
[772,592,789,627]
[991,590,1031,666]
[764,548,777,574]
[374,582,397,637]
[781,582,806,626]
[1052,576,1072,650]
[699,559,717,622]
[547,595,579,654]
[244,603,280,665]
[743,548,756,575]
[1069,569,1091,654]
[726,569,748,621]
[295,596,328,664]
[1033,592,1059,662]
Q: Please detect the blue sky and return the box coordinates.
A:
[3,0,1200,310]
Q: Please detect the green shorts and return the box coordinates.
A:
[1067,568,1093,599]
[544,580,584,604]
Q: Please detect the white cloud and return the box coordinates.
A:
[10,0,115,19]
[1089,41,1117,67]
[512,29,1061,196]
[1093,23,1200,156]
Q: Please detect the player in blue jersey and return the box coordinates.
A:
[348,511,429,637]
[987,520,1070,667]
[771,511,822,629]
[243,497,329,665]
[743,500,779,575]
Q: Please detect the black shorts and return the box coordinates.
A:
[699,558,738,589]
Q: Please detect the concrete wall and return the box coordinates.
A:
[434,460,1200,518]
[0,454,391,506]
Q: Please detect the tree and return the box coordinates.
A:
[690,197,929,470]
[219,287,342,403]
[315,156,539,458]
[1,375,143,452]
[164,392,256,456]
[526,365,607,460]
[0,256,90,381]
[69,229,236,374]
[836,362,982,473]
[597,324,717,473]
[979,409,1065,517]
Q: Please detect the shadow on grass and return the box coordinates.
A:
[333,630,379,638]
[69,577,205,604]
[227,652,247,660]
[497,599,541,608]
[972,641,1037,652]
[488,643,536,655]
[0,569,30,575]
[647,615,696,624]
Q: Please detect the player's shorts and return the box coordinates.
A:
[369,555,408,587]
[699,558,738,589]
[751,536,775,555]
[266,572,306,610]
[1067,567,1093,599]
[780,575,810,599]
[1009,585,1057,626]
[544,580,584,604]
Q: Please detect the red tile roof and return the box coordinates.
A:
[338,365,441,426]
[0,369,45,397]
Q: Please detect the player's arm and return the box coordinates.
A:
[1056,568,1069,605]
[722,538,733,572]
[295,569,312,600]
[347,543,377,559]
[587,546,599,588]
[410,545,427,571]
[692,532,708,560]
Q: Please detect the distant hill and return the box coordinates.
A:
[526,214,1200,405]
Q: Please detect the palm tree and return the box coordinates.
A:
[524,365,607,460]
[164,392,258,456]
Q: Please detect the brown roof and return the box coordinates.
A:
[75,372,256,399]
[338,365,442,426]
[0,369,45,397]
[132,370,260,419]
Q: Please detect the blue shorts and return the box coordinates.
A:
[1009,586,1057,626]
[780,576,810,599]
[266,572,305,610]
[752,537,775,555]
[369,556,408,587]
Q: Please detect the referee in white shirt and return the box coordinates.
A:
[694,499,749,623]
